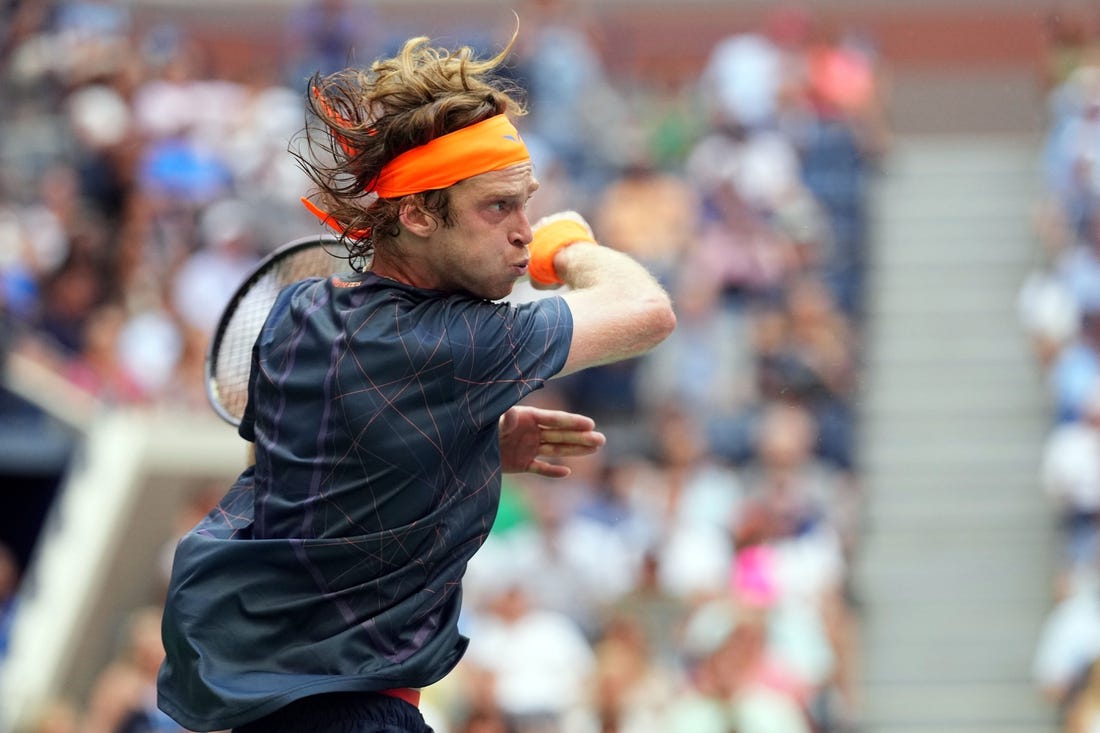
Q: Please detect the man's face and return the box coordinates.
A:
[425,162,539,300]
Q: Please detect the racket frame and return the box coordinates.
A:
[204,233,347,427]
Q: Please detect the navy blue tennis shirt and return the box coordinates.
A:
[157,272,573,731]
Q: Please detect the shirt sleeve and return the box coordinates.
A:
[446,294,573,429]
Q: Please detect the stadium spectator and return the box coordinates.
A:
[1050,306,1100,423]
[83,606,183,733]
[460,581,598,733]
[1042,381,1100,578]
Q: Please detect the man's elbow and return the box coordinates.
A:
[641,293,677,349]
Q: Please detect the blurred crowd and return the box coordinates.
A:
[0,0,888,732]
[1026,6,1100,733]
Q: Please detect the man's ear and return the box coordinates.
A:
[398,197,438,238]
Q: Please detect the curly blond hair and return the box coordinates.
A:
[295,33,526,266]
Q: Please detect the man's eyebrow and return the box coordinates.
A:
[478,185,527,200]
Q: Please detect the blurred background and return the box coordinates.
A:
[0,0,1090,731]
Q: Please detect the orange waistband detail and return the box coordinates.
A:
[379,687,421,708]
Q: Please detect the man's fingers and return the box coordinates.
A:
[538,429,606,448]
[525,407,596,432]
[527,459,572,479]
[537,442,603,459]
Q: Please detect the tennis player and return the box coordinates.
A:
[157,32,675,733]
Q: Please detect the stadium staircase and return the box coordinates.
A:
[853,134,1060,733]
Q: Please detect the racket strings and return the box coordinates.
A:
[209,242,351,425]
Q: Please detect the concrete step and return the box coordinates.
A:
[859,681,1051,727]
[860,475,1049,515]
[861,452,1041,478]
[858,367,1038,402]
[862,378,1050,417]
[857,548,1053,602]
[865,341,1043,371]
[876,136,1041,173]
[866,286,1031,315]
[860,640,1039,686]
[862,338,1045,374]
[864,311,1031,340]
[866,215,1038,253]
[853,593,1053,627]
[874,195,1037,227]
[863,435,1042,473]
[874,176,1040,203]
[858,470,1045,499]
[862,405,1048,429]
[859,521,1051,558]
[862,486,1052,520]
[875,167,1039,190]
[861,383,1047,416]
[863,496,1052,528]
[868,352,1031,378]
[858,602,1050,648]
[876,167,1037,193]
[871,283,1031,316]
[867,263,1035,299]
[859,407,1049,439]
[849,721,1047,726]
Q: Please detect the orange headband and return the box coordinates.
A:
[302,113,530,238]
[368,114,530,198]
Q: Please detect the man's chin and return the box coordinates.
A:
[488,283,516,302]
[496,277,549,305]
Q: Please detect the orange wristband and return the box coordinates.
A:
[528,219,597,286]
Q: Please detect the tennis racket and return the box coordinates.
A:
[205,233,360,426]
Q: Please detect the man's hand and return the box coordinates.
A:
[498,406,606,478]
